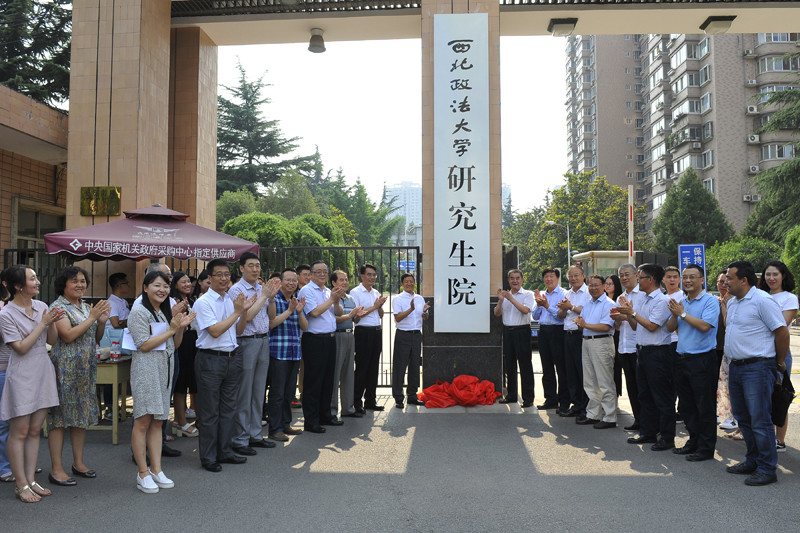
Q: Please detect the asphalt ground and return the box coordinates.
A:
[4,353,799,532]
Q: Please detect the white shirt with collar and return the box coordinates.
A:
[194,289,239,351]
[617,285,640,353]
[106,293,130,329]
[393,291,426,331]
[563,283,590,331]
[499,288,534,327]
[350,283,382,327]
[667,290,683,343]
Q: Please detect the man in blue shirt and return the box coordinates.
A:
[533,267,568,410]
[666,263,720,462]
[723,261,789,486]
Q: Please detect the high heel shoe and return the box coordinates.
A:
[172,422,199,437]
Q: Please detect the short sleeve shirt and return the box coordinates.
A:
[194,289,238,351]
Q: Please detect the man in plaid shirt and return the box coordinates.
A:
[266,268,307,442]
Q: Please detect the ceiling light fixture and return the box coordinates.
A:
[547,18,578,37]
[308,28,325,53]
[699,16,736,35]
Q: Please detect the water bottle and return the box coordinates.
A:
[111,341,121,360]
[96,343,101,360]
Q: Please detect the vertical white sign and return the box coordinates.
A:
[433,13,490,333]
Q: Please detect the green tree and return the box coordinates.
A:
[216,62,317,197]
[216,189,256,230]
[652,168,734,263]
[742,63,800,244]
[0,0,71,106]
[503,206,550,290]
[223,212,293,248]
[294,213,344,245]
[327,207,360,246]
[502,195,515,229]
[782,225,800,297]
[256,171,320,219]
[342,181,403,246]
[705,236,782,291]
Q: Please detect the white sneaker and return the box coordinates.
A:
[719,419,738,431]
[149,469,174,489]
[137,473,159,494]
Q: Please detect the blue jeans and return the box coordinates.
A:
[0,370,10,476]
[729,358,777,474]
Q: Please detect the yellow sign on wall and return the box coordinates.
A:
[80,186,121,216]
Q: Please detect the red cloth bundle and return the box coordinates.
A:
[419,375,501,408]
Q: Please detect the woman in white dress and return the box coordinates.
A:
[759,260,798,452]
[128,271,194,494]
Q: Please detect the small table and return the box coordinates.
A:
[89,357,132,444]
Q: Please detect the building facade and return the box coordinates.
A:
[565,32,799,232]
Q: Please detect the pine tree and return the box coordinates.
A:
[502,195,515,229]
[652,168,734,263]
[216,61,317,197]
[0,0,71,106]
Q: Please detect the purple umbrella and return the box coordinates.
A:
[45,205,258,262]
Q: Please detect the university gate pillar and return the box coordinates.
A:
[420,0,504,389]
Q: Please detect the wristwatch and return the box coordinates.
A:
[680,312,687,319]
[631,311,637,319]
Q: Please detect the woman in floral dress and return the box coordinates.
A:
[47,266,110,486]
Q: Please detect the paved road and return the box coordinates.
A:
[5,367,798,531]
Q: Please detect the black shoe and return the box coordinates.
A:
[624,422,640,431]
[650,439,675,451]
[364,405,385,412]
[520,401,534,408]
[395,402,404,409]
[71,465,97,478]
[305,426,326,433]
[537,401,558,410]
[232,446,257,456]
[250,439,276,449]
[48,473,77,486]
[576,416,600,425]
[498,397,518,404]
[593,421,616,429]
[627,435,657,444]
[559,408,580,417]
[202,462,222,473]
[355,407,367,415]
[726,462,757,475]
[218,455,247,465]
[407,398,425,406]
[744,472,777,486]
[686,453,714,462]
[161,444,182,457]
[343,412,364,418]
[321,419,343,426]
[673,445,697,455]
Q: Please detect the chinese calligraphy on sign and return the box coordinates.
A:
[434,14,489,333]
[678,243,706,290]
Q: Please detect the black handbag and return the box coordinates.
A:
[772,370,795,427]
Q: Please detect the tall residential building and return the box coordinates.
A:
[385,180,422,227]
[565,32,799,232]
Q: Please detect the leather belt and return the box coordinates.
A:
[730,357,771,366]
[199,349,235,357]
[238,333,268,339]
[397,329,421,334]
[564,330,581,335]
[306,332,335,337]
[505,325,530,331]
[356,325,382,330]
[336,328,353,333]
[583,335,611,340]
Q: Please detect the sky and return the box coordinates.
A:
[217,36,567,214]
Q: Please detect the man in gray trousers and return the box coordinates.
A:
[330,270,364,420]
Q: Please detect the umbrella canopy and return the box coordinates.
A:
[44,206,258,262]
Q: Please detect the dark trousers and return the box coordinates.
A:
[195,349,242,465]
[618,352,641,421]
[538,325,567,405]
[353,327,382,409]
[675,350,718,456]
[301,333,337,428]
[268,358,300,435]
[564,332,587,412]
[392,330,422,402]
[636,345,676,441]
[502,326,534,403]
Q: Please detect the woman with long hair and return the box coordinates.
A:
[47,266,110,486]
[758,260,798,452]
[170,271,199,437]
[0,266,65,502]
[129,271,194,493]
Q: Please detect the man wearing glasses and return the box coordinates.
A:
[297,261,344,433]
[666,264,720,462]
[350,263,387,413]
[193,258,256,472]
[612,263,675,451]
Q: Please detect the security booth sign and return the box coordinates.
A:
[678,243,706,289]
[433,13,490,333]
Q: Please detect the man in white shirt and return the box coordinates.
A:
[557,265,591,417]
[493,269,534,407]
[350,263,387,413]
[392,273,429,409]
[193,258,255,472]
[613,264,641,431]
[106,273,130,329]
